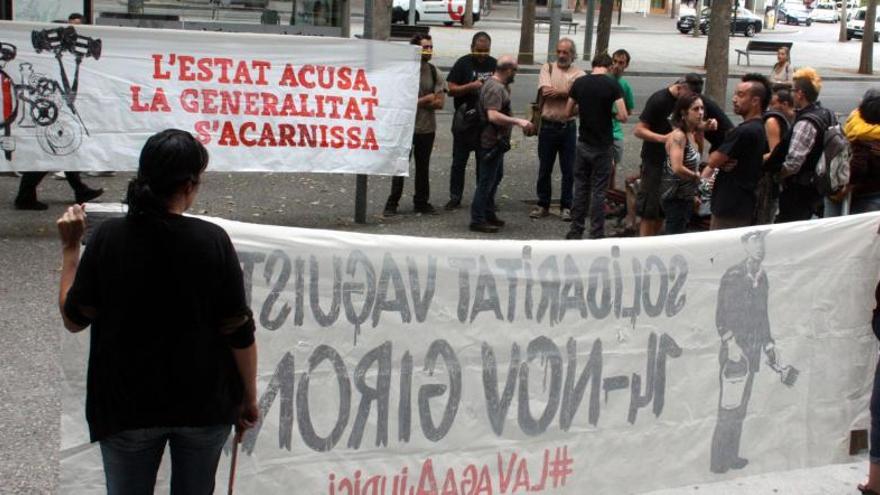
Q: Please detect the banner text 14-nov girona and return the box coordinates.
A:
[0,21,418,175]
[61,214,880,494]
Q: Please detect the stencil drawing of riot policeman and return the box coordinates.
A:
[710,230,798,474]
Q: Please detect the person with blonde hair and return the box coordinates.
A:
[768,46,792,88]
[765,67,834,222]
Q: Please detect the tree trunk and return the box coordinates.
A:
[594,0,614,57]
[704,0,732,109]
[364,0,391,39]
[464,0,474,27]
[518,0,536,65]
[839,0,849,41]
[860,0,877,74]
[692,0,702,37]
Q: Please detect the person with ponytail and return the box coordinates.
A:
[56,129,258,494]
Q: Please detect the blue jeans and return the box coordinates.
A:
[569,142,612,239]
[536,120,576,210]
[471,146,504,225]
[824,192,880,217]
[100,425,231,495]
[662,197,693,235]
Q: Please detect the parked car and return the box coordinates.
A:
[392,0,481,25]
[677,7,764,36]
[809,2,840,22]
[778,2,813,25]
[847,7,880,41]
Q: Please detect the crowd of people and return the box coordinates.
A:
[381,32,877,240]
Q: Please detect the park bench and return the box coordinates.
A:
[535,11,580,34]
[735,40,792,66]
[389,24,430,41]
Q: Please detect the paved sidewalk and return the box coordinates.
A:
[367,1,878,80]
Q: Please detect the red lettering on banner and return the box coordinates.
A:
[179,88,199,113]
[239,122,257,146]
[215,58,234,84]
[441,469,459,495]
[177,55,196,81]
[278,64,299,87]
[233,61,254,85]
[343,98,363,120]
[219,121,239,146]
[196,58,214,82]
[252,60,271,86]
[330,126,345,149]
[336,66,352,90]
[352,69,370,91]
[260,92,279,116]
[194,121,212,144]
[299,65,316,89]
[202,89,219,114]
[362,97,378,121]
[245,92,260,115]
[258,123,277,147]
[221,91,241,115]
[129,85,150,112]
[278,124,296,146]
[152,54,170,80]
[131,86,170,112]
[363,128,378,150]
[416,458,438,495]
[346,127,360,149]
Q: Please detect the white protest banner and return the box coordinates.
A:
[0,21,418,174]
[61,213,880,494]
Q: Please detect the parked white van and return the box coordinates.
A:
[392,0,481,25]
[847,7,879,42]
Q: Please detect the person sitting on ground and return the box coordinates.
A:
[661,93,709,235]
[57,129,259,494]
[769,47,793,89]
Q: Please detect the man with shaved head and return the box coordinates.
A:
[470,54,534,233]
[702,73,770,230]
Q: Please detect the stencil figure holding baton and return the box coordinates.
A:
[709,230,798,474]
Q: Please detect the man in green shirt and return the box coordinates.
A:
[608,49,636,231]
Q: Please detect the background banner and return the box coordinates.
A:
[60,213,880,494]
[0,21,418,175]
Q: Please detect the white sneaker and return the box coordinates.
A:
[53,172,66,180]
[561,208,572,222]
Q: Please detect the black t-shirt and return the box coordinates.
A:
[639,87,677,163]
[446,54,497,109]
[702,96,734,152]
[65,215,255,442]
[711,118,768,219]
[569,73,622,148]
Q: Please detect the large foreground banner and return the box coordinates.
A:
[61,214,880,494]
[0,21,418,174]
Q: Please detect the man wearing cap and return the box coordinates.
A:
[633,74,699,236]
[710,229,779,474]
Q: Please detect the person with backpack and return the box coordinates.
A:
[834,89,880,216]
[755,88,795,225]
[469,55,534,233]
[771,67,835,222]
[445,32,497,211]
[529,38,585,222]
[383,34,446,217]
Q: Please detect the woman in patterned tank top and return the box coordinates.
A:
[662,93,707,235]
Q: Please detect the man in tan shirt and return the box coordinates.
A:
[530,38,586,221]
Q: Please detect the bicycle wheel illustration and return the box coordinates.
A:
[37,109,82,156]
